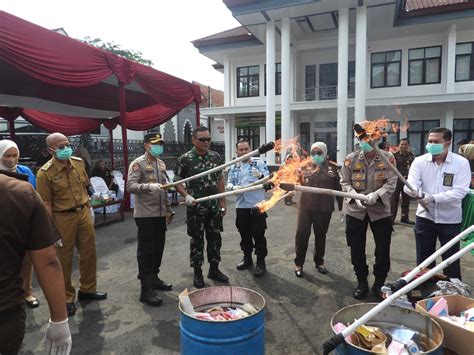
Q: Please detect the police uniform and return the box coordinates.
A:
[340,149,397,298]
[391,150,415,223]
[36,156,97,304]
[174,147,224,268]
[295,161,343,269]
[127,150,172,294]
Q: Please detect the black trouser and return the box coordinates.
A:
[414,217,461,280]
[345,215,392,282]
[391,180,411,222]
[135,217,167,289]
[294,210,332,267]
[0,305,25,355]
[235,208,268,261]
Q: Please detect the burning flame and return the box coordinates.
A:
[257,140,312,213]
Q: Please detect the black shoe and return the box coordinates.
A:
[152,277,172,291]
[25,296,40,308]
[353,281,369,300]
[316,265,328,274]
[208,264,229,283]
[294,267,303,278]
[78,291,108,301]
[193,268,205,289]
[236,256,253,270]
[254,262,266,277]
[400,217,414,225]
[140,289,162,307]
[371,280,386,300]
[66,303,76,316]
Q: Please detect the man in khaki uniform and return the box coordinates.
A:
[36,133,107,317]
[340,139,397,300]
[127,133,174,307]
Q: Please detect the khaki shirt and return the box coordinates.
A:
[340,150,397,221]
[126,154,171,218]
[36,157,89,211]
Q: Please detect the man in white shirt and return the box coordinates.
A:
[405,127,470,279]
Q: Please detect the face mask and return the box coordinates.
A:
[426,143,445,156]
[55,147,73,161]
[312,155,325,165]
[359,141,373,153]
[150,144,164,157]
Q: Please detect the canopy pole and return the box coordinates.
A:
[195,100,200,127]
[108,127,115,170]
[118,82,130,209]
[8,118,16,140]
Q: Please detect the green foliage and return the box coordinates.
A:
[83,36,153,66]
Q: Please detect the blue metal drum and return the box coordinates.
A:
[330,303,444,355]
[179,286,266,355]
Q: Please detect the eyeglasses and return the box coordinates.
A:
[311,151,323,156]
[197,137,211,143]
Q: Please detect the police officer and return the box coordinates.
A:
[293,142,343,278]
[37,133,107,317]
[227,138,270,277]
[127,133,174,307]
[340,137,397,300]
[391,138,415,224]
[174,126,228,288]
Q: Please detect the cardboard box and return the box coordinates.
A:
[416,295,474,355]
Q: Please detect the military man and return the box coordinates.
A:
[391,138,415,224]
[127,133,174,307]
[226,138,270,277]
[36,133,107,317]
[340,137,397,300]
[174,126,228,288]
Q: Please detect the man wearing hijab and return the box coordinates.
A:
[0,140,40,309]
[292,142,342,278]
[36,133,107,317]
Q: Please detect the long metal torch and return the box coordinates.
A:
[161,141,275,189]
[279,183,369,202]
[190,184,266,204]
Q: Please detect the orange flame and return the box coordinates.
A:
[360,118,390,141]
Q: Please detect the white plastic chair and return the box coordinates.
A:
[113,173,134,209]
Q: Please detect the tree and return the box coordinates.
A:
[82,36,153,66]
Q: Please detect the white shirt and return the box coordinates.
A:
[405,151,470,224]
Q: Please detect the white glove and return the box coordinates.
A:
[339,211,345,223]
[404,186,419,198]
[226,183,240,191]
[185,194,196,206]
[149,183,162,192]
[251,167,261,178]
[45,318,72,355]
[420,193,434,205]
[365,192,379,205]
[89,207,95,224]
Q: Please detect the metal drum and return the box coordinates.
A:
[331,303,444,354]
[179,286,266,355]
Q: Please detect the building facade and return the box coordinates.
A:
[193,0,474,164]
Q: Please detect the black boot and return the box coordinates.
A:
[371,278,386,300]
[207,263,229,283]
[140,289,163,307]
[353,280,369,300]
[400,215,414,225]
[193,267,205,288]
[254,260,266,277]
[236,255,253,270]
[152,275,172,291]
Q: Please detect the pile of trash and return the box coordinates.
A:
[425,297,474,331]
[179,289,259,322]
[333,323,437,354]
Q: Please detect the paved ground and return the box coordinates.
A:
[22,195,474,354]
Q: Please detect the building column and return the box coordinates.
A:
[224,117,232,162]
[445,104,454,134]
[281,17,291,151]
[223,57,231,106]
[446,24,457,93]
[172,115,179,142]
[266,21,276,165]
[337,7,349,164]
[355,5,367,124]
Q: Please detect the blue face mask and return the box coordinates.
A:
[359,141,373,153]
[150,144,164,157]
[55,147,73,161]
[426,143,445,156]
[312,155,325,165]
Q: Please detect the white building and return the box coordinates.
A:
[193,0,474,164]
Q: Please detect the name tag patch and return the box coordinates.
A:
[443,173,454,187]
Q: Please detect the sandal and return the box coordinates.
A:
[25,296,40,308]
[316,265,328,274]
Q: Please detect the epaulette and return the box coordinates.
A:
[40,160,53,171]
[71,156,82,161]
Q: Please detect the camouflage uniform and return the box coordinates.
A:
[174,147,223,267]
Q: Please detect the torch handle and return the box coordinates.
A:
[192,185,265,204]
[294,185,368,202]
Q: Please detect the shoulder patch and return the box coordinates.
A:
[389,157,395,165]
[40,161,53,171]
[132,164,140,172]
[344,159,351,167]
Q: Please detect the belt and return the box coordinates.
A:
[54,204,86,213]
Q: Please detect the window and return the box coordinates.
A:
[264,63,281,95]
[237,65,259,97]
[407,120,440,156]
[408,46,442,85]
[237,127,260,150]
[455,42,474,82]
[371,50,401,88]
[305,65,316,101]
[319,62,355,100]
[453,118,474,151]
[300,122,310,153]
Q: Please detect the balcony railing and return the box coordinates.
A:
[294,84,355,102]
